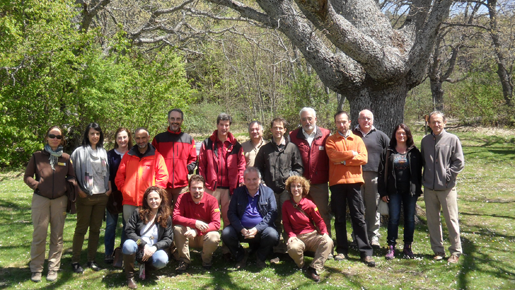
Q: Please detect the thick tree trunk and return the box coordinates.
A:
[430,78,445,111]
[345,81,407,137]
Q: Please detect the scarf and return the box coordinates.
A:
[44,144,63,171]
[72,145,108,194]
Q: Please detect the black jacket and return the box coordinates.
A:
[254,138,303,193]
[125,209,173,250]
[378,145,423,197]
[228,184,277,233]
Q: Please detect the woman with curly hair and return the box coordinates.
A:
[282,176,333,282]
[123,186,173,289]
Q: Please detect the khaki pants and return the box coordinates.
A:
[205,188,231,254]
[30,194,68,273]
[287,231,333,272]
[424,187,462,256]
[173,225,220,266]
[72,193,108,263]
[307,183,332,237]
[359,172,381,243]
[165,186,188,211]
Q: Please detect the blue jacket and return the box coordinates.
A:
[228,184,277,233]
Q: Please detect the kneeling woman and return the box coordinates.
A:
[283,176,333,282]
[123,186,172,289]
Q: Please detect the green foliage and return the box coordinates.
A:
[0,0,194,166]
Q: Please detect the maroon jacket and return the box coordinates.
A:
[152,128,197,189]
[289,127,330,184]
[198,131,245,194]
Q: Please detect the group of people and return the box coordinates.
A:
[24,107,464,286]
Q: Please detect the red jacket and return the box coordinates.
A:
[172,192,221,236]
[198,131,245,194]
[282,198,328,238]
[289,127,330,184]
[152,128,197,189]
[115,144,168,206]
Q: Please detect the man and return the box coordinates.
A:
[352,109,390,247]
[152,109,197,209]
[421,111,464,264]
[222,167,279,269]
[172,175,221,273]
[115,128,168,224]
[198,113,245,260]
[242,121,268,168]
[325,111,375,267]
[255,117,303,254]
[289,107,331,237]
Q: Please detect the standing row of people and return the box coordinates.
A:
[24,108,464,285]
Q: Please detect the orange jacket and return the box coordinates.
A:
[325,132,368,186]
[115,144,168,206]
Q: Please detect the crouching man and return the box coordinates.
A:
[172,175,221,273]
[222,167,279,269]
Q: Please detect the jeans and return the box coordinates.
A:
[387,190,418,246]
[105,210,126,257]
[222,225,279,262]
[122,240,169,269]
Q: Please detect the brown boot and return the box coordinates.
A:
[124,254,137,289]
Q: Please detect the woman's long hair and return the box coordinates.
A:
[82,122,104,148]
[139,186,170,228]
[389,123,414,149]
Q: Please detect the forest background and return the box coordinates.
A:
[1,0,515,166]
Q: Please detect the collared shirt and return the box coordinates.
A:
[242,138,268,167]
[302,126,317,147]
[240,189,263,228]
[355,124,376,137]
[337,130,351,138]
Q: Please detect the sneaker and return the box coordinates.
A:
[71,263,84,274]
[31,272,42,282]
[87,261,102,271]
[334,253,348,261]
[385,245,395,260]
[46,271,58,282]
[402,244,414,259]
[139,263,146,280]
[175,261,189,274]
[448,254,460,264]
[433,252,445,261]
[362,256,376,267]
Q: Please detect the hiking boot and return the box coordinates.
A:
[362,256,376,267]
[71,263,83,274]
[31,272,42,282]
[448,254,460,264]
[334,253,348,261]
[403,244,414,259]
[306,267,320,282]
[385,245,395,260]
[433,252,445,261]
[175,261,189,274]
[46,270,58,282]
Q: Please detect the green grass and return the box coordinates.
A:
[1,128,514,289]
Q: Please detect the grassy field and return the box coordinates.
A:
[0,127,514,289]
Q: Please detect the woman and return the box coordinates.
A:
[282,176,333,282]
[123,186,173,289]
[70,123,111,273]
[105,128,132,265]
[24,126,76,282]
[378,123,422,260]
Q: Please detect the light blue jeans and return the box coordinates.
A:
[122,240,168,269]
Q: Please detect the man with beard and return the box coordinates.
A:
[152,109,197,209]
[115,127,169,224]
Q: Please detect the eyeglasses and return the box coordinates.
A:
[48,134,63,139]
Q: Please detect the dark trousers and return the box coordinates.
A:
[222,225,279,262]
[330,183,373,258]
[387,189,418,246]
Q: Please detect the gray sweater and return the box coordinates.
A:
[353,127,390,172]
[421,130,465,190]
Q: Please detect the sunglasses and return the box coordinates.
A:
[48,134,63,139]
